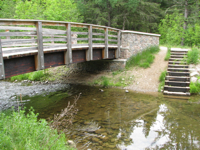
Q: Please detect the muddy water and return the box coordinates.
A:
[18,85,200,149]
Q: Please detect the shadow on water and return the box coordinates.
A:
[21,84,200,150]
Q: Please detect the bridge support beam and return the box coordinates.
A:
[35,21,44,70]
[0,39,5,79]
[65,23,72,64]
[86,25,93,61]
[103,28,108,59]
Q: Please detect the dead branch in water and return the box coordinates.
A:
[49,93,81,132]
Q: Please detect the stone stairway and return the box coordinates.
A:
[163,48,190,96]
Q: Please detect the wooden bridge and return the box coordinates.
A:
[0,19,121,79]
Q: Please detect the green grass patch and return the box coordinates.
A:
[187,48,199,64]
[164,47,171,61]
[158,70,167,92]
[125,45,160,69]
[0,108,74,150]
[10,70,51,82]
[190,82,200,94]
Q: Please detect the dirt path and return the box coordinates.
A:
[64,46,168,93]
[125,46,168,92]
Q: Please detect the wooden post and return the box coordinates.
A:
[0,39,5,79]
[86,25,93,61]
[116,30,121,58]
[65,23,72,64]
[35,21,44,70]
[103,28,108,59]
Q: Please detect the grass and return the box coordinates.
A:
[10,70,51,82]
[190,82,200,94]
[164,47,171,61]
[158,70,167,92]
[187,48,199,64]
[0,108,75,150]
[125,45,160,69]
[92,74,134,87]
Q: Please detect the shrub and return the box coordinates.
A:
[190,82,200,94]
[0,108,74,150]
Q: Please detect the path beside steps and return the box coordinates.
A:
[164,48,190,96]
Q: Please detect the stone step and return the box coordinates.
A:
[167,68,190,72]
[164,86,190,92]
[168,64,189,68]
[167,71,190,76]
[170,55,187,58]
[168,61,187,65]
[165,80,190,87]
[163,90,190,96]
[166,76,190,82]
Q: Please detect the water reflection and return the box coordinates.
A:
[22,85,200,150]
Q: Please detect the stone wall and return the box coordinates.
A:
[120,30,160,59]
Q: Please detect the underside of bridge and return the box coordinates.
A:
[4,48,117,78]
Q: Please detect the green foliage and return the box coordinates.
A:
[112,70,123,76]
[190,82,200,94]
[101,76,110,87]
[125,45,160,69]
[164,47,171,61]
[187,48,199,64]
[158,70,166,92]
[0,108,74,150]
[10,70,50,82]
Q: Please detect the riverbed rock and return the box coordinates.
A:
[95,128,106,134]
[92,137,100,143]
[191,72,199,77]
[191,77,198,82]
[67,140,76,148]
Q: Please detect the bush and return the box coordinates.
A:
[125,45,159,69]
[187,48,199,64]
[0,108,74,150]
[190,82,200,94]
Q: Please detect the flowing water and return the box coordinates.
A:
[16,84,200,150]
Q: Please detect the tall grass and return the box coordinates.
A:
[164,47,171,61]
[187,48,199,64]
[0,108,74,150]
[190,82,200,94]
[158,70,167,92]
[125,45,160,69]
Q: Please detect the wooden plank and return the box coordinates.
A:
[1,39,37,45]
[92,38,105,41]
[86,25,93,61]
[116,30,121,58]
[42,30,66,35]
[92,33,104,36]
[0,26,36,31]
[3,47,38,54]
[0,21,35,26]
[108,39,118,42]
[108,34,118,38]
[44,52,64,68]
[65,23,72,64]
[103,28,108,59]
[42,22,66,26]
[0,32,37,36]
[35,21,44,70]
[71,24,88,28]
[43,38,67,42]
[72,32,88,35]
[72,38,88,41]
[0,39,5,79]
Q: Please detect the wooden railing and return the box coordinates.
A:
[0,19,121,79]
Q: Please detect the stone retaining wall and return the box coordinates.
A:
[120,30,160,59]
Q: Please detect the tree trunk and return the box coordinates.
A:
[181,0,188,46]
[107,0,111,27]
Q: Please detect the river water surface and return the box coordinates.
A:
[14,84,200,150]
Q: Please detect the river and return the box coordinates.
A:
[1,83,200,150]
